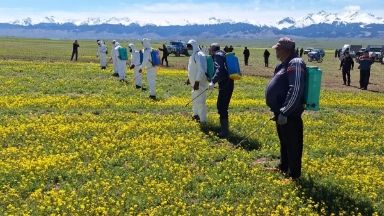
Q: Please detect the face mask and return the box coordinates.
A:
[188,50,194,55]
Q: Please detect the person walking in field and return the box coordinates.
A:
[110,40,119,77]
[299,48,303,57]
[71,40,79,61]
[139,38,158,100]
[128,43,143,89]
[263,49,270,67]
[358,50,374,90]
[208,43,234,138]
[185,39,208,123]
[243,47,250,66]
[159,44,169,67]
[265,37,306,182]
[339,51,354,86]
[113,42,127,82]
[97,40,107,69]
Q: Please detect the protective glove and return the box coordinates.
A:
[208,82,215,90]
[139,69,142,73]
[277,113,287,125]
[130,65,135,70]
[193,81,199,91]
[185,79,190,85]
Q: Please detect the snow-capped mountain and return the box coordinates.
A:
[276,10,384,29]
[1,11,384,39]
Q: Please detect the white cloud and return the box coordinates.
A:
[343,5,361,11]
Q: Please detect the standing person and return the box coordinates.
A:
[97,40,107,69]
[265,37,306,181]
[110,40,119,77]
[185,39,208,123]
[243,47,250,66]
[358,50,374,90]
[299,48,304,57]
[71,40,80,61]
[139,38,158,100]
[335,49,338,58]
[339,51,354,86]
[295,48,299,55]
[159,44,169,67]
[113,42,127,82]
[207,43,234,138]
[263,49,270,67]
[128,43,143,89]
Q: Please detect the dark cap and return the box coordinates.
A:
[272,37,295,50]
[364,50,369,53]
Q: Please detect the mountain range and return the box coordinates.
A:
[1,10,384,39]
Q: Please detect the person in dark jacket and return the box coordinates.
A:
[335,49,338,58]
[265,37,306,181]
[339,51,354,86]
[243,47,250,65]
[295,48,299,55]
[358,50,374,90]
[263,49,270,67]
[299,48,303,57]
[208,43,234,139]
[71,40,80,61]
[158,44,169,67]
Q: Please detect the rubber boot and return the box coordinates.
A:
[192,115,200,122]
[218,119,229,138]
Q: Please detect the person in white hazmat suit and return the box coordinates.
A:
[128,43,143,89]
[185,39,209,123]
[113,42,127,81]
[110,40,119,77]
[139,38,158,100]
[97,40,108,69]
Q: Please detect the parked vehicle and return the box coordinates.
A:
[304,47,314,54]
[339,44,362,60]
[308,52,323,63]
[309,49,325,57]
[366,45,384,62]
[166,40,189,57]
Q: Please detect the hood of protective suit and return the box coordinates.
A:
[129,43,137,51]
[142,38,151,49]
[187,39,199,53]
[114,42,120,47]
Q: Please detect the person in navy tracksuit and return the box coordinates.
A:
[265,37,306,181]
[208,43,234,138]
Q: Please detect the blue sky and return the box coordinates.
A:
[0,0,382,24]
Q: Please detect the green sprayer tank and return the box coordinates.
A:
[304,66,322,111]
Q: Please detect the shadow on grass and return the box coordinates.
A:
[200,121,262,152]
[297,177,377,215]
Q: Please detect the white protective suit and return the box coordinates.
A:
[113,42,127,80]
[111,40,118,74]
[97,41,107,67]
[140,38,158,96]
[129,43,143,87]
[187,39,209,122]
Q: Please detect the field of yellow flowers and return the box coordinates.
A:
[0,59,383,215]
